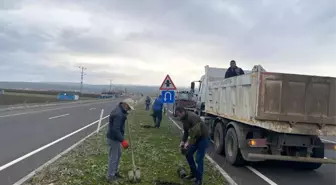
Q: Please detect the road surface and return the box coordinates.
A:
[0,98,124,185]
[166,105,336,185]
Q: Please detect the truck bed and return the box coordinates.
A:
[206,72,336,136]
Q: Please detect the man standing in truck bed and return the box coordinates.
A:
[225,60,245,78]
[175,106,210,185]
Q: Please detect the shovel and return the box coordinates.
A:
[127,114,141,183]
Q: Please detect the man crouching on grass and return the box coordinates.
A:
[106,100,134,183]
[175,106,210,185]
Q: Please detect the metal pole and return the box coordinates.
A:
[78,66,87,94]
[109,80,112,92]
[97,109,104,133]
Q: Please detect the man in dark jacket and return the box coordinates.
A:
[145,96,151,110]
[106,101,134,182]
[175,106,209,185]
[225,60,245,78]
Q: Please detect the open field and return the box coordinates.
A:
[3,89,100,98]
[23,103,227,185]
[0,93,60,105]
[0,90,99,105]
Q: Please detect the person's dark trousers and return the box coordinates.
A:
[145,103,150,110]
[152,110,162,128]
[185,137,209,183]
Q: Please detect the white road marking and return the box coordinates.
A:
[0,101,114,119]
[210,138,278,185]
[168,110,173,114]
[89,108,96,110]
[246,166,278,185]
[168,116,238,185]
[167,109,278,185]
[13,122,109,185]
[48,114,69,120]
[0,115,109,172]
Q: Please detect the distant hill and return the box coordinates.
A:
[0,81,162,94]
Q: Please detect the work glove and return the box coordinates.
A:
[180,146,188,156]
[179,142,188,155]
[121,140,129,149]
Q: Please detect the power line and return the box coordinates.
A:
[78,66,87,94]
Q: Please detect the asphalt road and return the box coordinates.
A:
[0,98,125,185]
[165,105,336,185]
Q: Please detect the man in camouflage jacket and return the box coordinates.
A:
[175,106,210,185]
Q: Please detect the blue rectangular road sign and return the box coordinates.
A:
[161,90,175,103]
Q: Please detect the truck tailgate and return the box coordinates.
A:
[256,72,336,126]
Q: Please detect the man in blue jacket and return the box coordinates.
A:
[225,60,245,78]
[106,101,134,183]
[152,95,164,128]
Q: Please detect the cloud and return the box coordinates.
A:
[0,0,335,87]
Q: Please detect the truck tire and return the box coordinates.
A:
[214,123,225,155]
[209,123,214,140]
[224,128,245,166]
[292,137,324,170]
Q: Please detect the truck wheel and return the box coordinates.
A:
[293,138,324,170]
[214,123,225,155]
[224,128,245,166]
[209,123,214,140]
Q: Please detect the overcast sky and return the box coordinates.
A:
[1,0,335,86]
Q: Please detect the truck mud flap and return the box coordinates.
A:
[248,153,336,164]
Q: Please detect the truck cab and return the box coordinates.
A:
[172,90,196,116]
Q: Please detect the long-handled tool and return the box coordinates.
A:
[127,115,141,183]
[177,146,187,179]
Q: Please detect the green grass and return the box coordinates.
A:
[24,103,227,185]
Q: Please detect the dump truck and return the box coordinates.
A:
[190,65,336,170]
[172,90,196,117]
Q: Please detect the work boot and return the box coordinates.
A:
[115,172,123,179]
[183,174,195,180]
[107,176,119,184]
[192,180,202,185]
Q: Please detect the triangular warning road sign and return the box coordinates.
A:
[159,74,177,90]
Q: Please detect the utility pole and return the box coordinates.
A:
[109,79,113,92]
[78,66,87,94]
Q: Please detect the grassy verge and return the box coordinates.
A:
[24,103,227,185]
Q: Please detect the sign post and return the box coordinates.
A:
[159,74,177,104]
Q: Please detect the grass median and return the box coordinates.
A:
[24,103,227,185]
